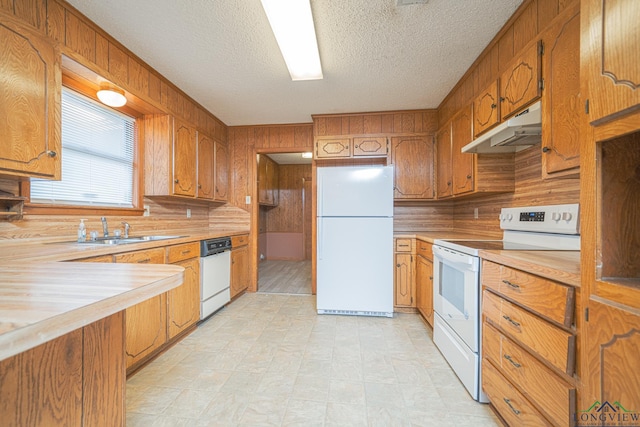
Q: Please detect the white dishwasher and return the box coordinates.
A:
[200,237,232,320]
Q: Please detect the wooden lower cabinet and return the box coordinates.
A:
[0,312,125,427]
[230,234,250,299]
[114,248,167,370]
[482,260,577,426]
[395,253,415,308]
[167,257,199,339]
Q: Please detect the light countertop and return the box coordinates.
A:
[0,262,184,361]
[395,231,581,287]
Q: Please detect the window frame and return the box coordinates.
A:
[21,75,145,216]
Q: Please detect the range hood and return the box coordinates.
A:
[462,101,541,154]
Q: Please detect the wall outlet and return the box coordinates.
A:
[474,208,479,219]
[143,204,150,217]
[246,195,251,204]
[186,208,191,219]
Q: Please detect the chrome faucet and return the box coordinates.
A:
[121,222,131,238]
[101,217,109,237]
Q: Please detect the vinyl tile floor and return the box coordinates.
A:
[126,293,501,426]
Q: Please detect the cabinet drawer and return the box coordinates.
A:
[231,234,248,248]
[167,242,199,263]
[482,359,553,426]
[416,240,432,260]
[114,248,165,264]
[395,238,413,252]
[483,322,575,426]
[482,261,575,327]
[483,290,575,375]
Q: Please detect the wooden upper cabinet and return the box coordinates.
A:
[473,80,500,137]
[316,138,351,158]
[197,133,214,199]
[541,4,581,178]
[500,40,542,120]
[172,119,197,197]
[0,13,61,180]
[353,137,388,157]
[451,106,474,196]
[213,141,229,202]
[391,136,434,200]
[582,0,640,124]
[436,123,452,199]
[257,154,279,206]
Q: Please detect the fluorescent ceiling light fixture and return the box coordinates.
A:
[261,0,323,81]
[96,83,127,107]
[301,152,313,158]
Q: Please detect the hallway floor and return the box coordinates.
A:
[258,260,312,294]
[126,293,500,426]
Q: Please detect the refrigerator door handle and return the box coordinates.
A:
[318,217,323,260]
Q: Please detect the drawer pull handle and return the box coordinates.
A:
[399,244,409,247]
[503,398,521,415]
[137,258,151,264]
[502,315,521,328]
[502,280,520,290]
[181,250,190,255]
[504,354,522,368]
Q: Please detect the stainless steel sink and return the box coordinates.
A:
[75,235,185,245]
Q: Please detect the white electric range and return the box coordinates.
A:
[431,203,580,402]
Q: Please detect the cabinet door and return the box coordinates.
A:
[114,248,167,369]
[473,81,500,137]
[583,299,640,414]
[416,255,433,326]
[582,0,640,124]
[395,253,414,307]
[0,14,61,179]
[436,124,452,199]
[258,154,277,206]
[451,106,474,195]
[316,138,351,158]
[391,136,434,200]
[197,133,214,199]
[167,257,199,339]
[213,141,229,202]
[172,119,197,197]
[268,157,279,206]
[500,41,542,120]
[231,245,249,299]
[353,137,388,157]
[541,5,581,177]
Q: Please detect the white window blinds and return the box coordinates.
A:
[31,88,136,207]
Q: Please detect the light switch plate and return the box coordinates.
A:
[186,208,191,218]
[246,196,251,204]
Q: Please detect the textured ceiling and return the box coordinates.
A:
[65,0,523,126]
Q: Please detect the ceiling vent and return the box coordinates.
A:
[397,0,429,5]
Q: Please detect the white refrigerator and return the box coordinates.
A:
[316,165,394,317]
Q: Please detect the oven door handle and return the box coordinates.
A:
[433,245,478,270]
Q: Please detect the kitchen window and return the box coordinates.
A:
[29,87,139,211]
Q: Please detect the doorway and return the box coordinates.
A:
[255,152,313,294]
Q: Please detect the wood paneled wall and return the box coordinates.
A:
[452,146,580,236]
[314,110,438,136]
[266,165,311,233]
[438,0,578,125]
[0,194,211,241]
[2,0,226,140]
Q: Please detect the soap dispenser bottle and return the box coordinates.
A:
[77,219,87,242]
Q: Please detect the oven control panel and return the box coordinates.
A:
[499,203,579,234]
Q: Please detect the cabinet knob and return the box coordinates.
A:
[500,97,505,102]
[447,181,451,186]
[355,145,359,148]
[47,150,57,158]
[542,146,550,153]
[198,184,202,189]
[174,179,179,183]
[466,174,472,179]
[490,103,496,109]
[396,264,400,268]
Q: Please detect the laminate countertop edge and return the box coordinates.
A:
[0,262,184,362]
